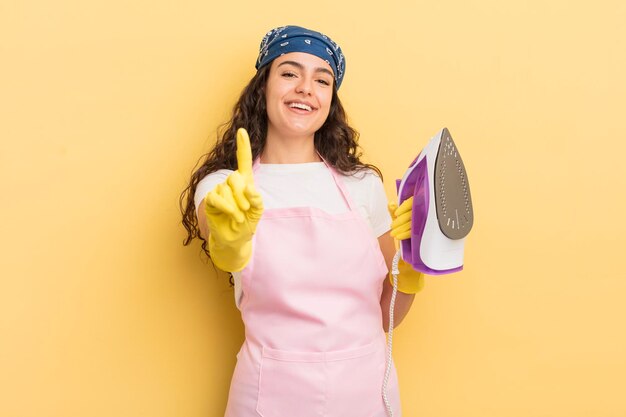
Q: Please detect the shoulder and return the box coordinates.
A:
[340,167,384,192]
[198,169,233,185]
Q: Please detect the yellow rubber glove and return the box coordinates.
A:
[388,197,425,294]
[204,128,264,272]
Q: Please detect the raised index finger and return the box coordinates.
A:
[236,128,253,178]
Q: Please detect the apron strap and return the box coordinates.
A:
[318,155,357,212]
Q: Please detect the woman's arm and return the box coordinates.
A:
[378,231,415,332]
[197,198,209,240]
[196,198,209,240]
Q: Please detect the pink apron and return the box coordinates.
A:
[224,159,402,417]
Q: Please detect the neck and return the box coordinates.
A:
[261,130,321,164]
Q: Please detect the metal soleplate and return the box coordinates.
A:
[434,128,474,240]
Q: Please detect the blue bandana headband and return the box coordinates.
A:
[255,25,346,89]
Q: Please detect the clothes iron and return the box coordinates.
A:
[395,127,474,274]
[383,128,474,416]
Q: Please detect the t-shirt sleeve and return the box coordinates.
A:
[368,173,393,238]
[193,169,233,216]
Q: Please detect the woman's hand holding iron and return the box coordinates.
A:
[204,128,264,272]
[388,197,425,293]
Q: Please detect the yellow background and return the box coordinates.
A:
[2,1,625,416]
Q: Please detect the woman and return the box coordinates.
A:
[180,25,424,417]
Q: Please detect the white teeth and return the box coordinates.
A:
[289,102,312,111]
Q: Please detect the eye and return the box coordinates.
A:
[281,71,297,78]
[316,79,331,86]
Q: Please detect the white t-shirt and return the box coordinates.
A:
[194,162,392,308]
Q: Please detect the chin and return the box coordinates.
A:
[283,123,319,137]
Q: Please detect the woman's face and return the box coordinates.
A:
[265,52,334,140]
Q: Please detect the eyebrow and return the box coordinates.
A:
[277,60,334,77]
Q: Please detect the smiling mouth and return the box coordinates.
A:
[287,102,314,112]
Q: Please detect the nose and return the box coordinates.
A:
[295,76,313,95]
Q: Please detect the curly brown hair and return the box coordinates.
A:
[179,64,382,263]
